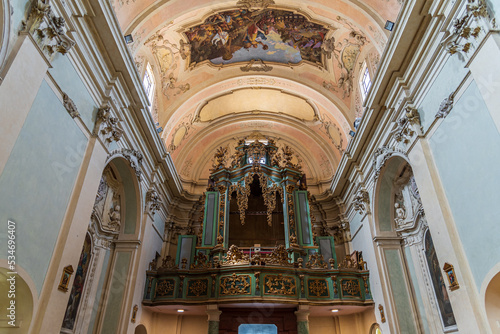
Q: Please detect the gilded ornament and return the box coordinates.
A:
[223,245,249,265]
[159,255,177,270]
[264,274,296,295]
[191,252,210,269]
[308,279,328,297]
[306,253,328,269]
[156,279,175,297]
[341,279,361,297]
[264,244,292,266]
[188,279,208,297]
[219,273,251,295]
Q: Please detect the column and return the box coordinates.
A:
[207,304,222,334]
[295,305,310,334]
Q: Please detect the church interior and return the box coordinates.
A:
[1,0,500,333]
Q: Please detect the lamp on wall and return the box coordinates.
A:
[384,20,395,31]
[124,34,134,44]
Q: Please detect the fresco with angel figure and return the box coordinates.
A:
[185,9,329,65]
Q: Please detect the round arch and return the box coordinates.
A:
[369,323,382,334]
[372,154,410,235]
[135,324,148,334]
[483,269,500,333]
[0,264,35,333]
[0,0,10,76]
[104,155,143,237]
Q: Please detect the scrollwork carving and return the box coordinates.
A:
[62,93,79,118]
[159,255,178,270]
[94,106,123,143]
[264,274,296,295]
[436,94,454,118]
[22,0,75,59]
[146,189,161,214]
[305,253,328,269]
[264,245,292,266]
[223,245,249,265]
[352,189,370,215]
[219,273,251,295]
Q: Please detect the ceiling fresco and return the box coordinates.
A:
[184,9,329,65]
[113,0,402,197]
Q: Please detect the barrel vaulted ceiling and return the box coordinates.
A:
[113,0,401,196]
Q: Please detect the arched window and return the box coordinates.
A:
[142,62,155,111]
[359,62,371,100]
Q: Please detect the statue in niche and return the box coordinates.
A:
[393,165,420,230]
[394,202,406,228]
[108,202,121,231]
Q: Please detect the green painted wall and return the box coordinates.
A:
[49,55,97,130]
[385,249,418,334]
[0,80,87,292]
[87,250,111,334]
[350,211,363,240]
[153,213,165,238]
[429,80,500,290]
[112,159,138,235]
[101,251,131,334]
[418,56,469,131]
[405,247,430,334]
[378,161,400,232]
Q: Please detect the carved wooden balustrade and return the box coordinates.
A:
[143,245,372,306]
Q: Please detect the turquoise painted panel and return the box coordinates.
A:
[153,212,165,237]
[296,191,311,245]
[350,211,363,239]
[9,0,30,54]
[385,249,418,334]
[113,159,138,235]
[101,252,131,334]
[87,250,111,334]
[49,55,97,130]
[404,248,430,334]
[418,56,469,131]
[203,192,218,246]
[429,81,500,290]
[378,162,400,232]
[176,235,195,268]
[0,80,87,292]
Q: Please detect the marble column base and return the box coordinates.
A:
[208,320,219,334]
[297,320,309,334]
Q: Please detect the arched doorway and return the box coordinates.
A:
[373,156,456,333]
[485,271,500,333]
[135,324,148,334]
[60,156,143,334]
[0,266,34,333]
